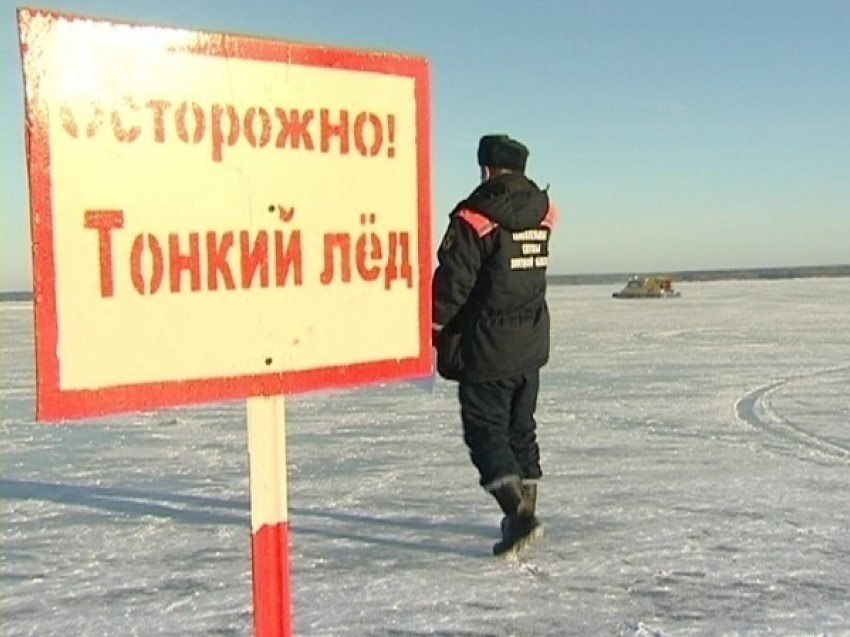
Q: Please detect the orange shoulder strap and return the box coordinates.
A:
[457,208,499,237]
[541,203,557,229]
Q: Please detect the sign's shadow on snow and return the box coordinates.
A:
[0,478,247,525]
[0,479,490,558]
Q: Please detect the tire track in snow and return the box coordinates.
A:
[735,365,850,462]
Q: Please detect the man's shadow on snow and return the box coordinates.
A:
[0,478,495,558]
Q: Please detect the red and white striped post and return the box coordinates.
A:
[247,395,291,637]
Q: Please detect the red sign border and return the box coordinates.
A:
[18,9,433,421]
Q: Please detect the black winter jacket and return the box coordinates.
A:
[432,173,555,382]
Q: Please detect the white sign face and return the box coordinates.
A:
[19,10,432,420]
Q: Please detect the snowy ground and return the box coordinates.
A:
[2,278,849,637]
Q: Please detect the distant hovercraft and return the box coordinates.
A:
[612,276,681,299]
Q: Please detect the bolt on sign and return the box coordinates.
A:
[18,9,433,422]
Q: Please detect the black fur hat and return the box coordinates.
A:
[477,134,529,173]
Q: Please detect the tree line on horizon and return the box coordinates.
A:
[2,264,849,300]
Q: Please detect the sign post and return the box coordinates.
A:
[247,395,291,636]
[18,9,431,635]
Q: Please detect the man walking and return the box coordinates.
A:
[432,134,555,557]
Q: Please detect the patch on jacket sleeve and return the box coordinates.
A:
[457,208,498,237]
[440,227,456,251]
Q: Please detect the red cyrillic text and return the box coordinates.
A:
[84,210,304,297]
[320,213,413,289]
[83,210,411,296]
[61,99,397,163]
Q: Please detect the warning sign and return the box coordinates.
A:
[18,10,432,420]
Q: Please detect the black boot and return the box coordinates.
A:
[522,481,538,517]
[490,475,524,516]
[490,477,542,557]
[499,481,536,530]
[521,480,543,541]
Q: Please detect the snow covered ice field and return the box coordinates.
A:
[2,278,849,637]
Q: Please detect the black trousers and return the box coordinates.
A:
[458,369,542,488]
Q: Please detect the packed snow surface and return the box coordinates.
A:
[2,279,849,636]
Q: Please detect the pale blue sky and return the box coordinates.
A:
[2,0,849,291]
